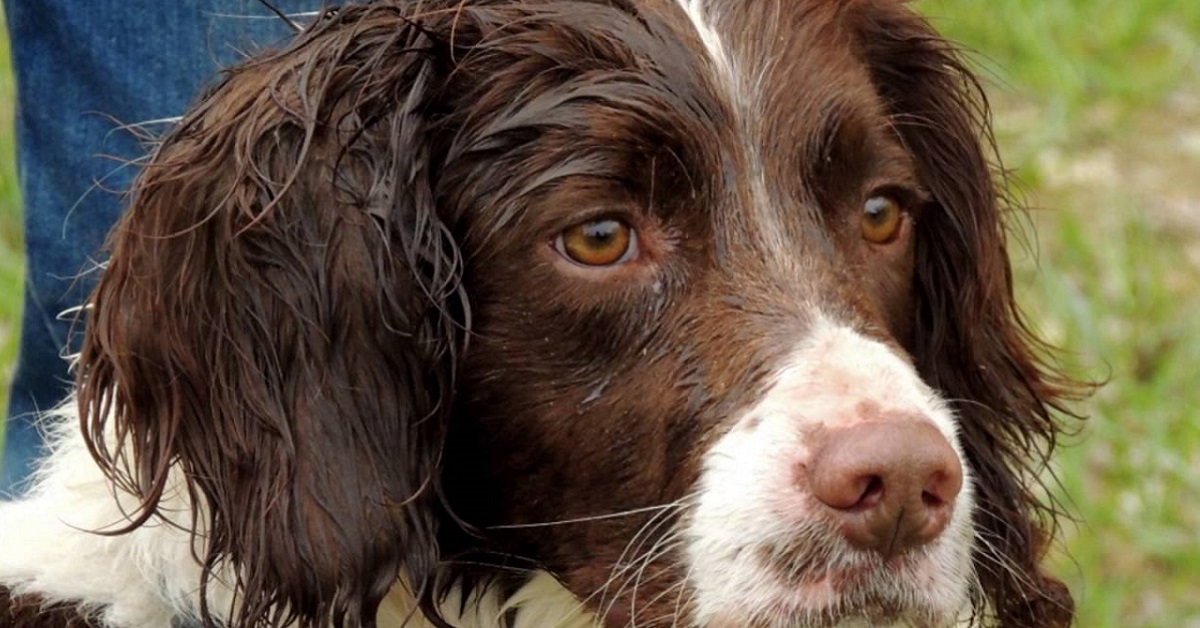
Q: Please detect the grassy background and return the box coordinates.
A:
[0,7,19,438]
[1,2,1198,625]
[918,2,1200,625]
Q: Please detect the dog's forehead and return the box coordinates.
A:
[614,0,892,259]
[621,0,890,183]
[663,0,737,88]
[640,0,875,99]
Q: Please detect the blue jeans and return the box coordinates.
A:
[2,0,323,496]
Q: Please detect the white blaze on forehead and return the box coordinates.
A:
[671,0,792,266]
[673,0,737,88]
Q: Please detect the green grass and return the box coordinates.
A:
[0,7,20,446]
[1,2,1199,625]
[920,0,1200,165]
[919,1,1200,625]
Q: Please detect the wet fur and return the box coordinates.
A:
[0,1,1082,626]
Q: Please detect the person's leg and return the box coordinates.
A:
[1,0,323,496]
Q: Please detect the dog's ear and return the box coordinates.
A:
[77,5,472,626]
[851,6,1085,627]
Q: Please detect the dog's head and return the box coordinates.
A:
[77,1,1079,626]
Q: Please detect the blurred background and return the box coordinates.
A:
[0,2,1196,625]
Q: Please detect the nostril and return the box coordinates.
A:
[921,470,958,509]
[853,475,885,510]
[804,419,964,555]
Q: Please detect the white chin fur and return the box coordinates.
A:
[683,318,976,627]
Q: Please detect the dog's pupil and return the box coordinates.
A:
[584,220,618,245]
[864,197,895,225]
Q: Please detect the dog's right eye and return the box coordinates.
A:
[861,195,905,245]
[556,218,638,267]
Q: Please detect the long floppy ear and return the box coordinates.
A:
[852,6,1086,627]
[77,5,472,627]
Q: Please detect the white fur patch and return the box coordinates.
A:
[0,409,212,626]
[0,404,598,628]
[673,0,737,91]
[378,572,596,628]
[671,0,789,266]
[684,318,976,626]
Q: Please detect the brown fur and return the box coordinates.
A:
[0,588,101,628]
[67,1,1083,627]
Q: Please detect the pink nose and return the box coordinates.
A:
[804,420,963,557]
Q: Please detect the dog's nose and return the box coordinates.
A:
[804,420,963,557]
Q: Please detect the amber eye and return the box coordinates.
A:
[861,195,905,244]
[556,218,637,267]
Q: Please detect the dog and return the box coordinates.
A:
[0,1,1080,626]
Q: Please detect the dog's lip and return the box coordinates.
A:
[823,555,911,590]
[706,599,914,628]
[706,556,944,627]
[765,545,918,589]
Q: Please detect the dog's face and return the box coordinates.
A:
[438,3,970,624]
[77,1,1077,627]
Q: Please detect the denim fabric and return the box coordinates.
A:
[2,0,324,496]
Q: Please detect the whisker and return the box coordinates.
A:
[594,506,682,618]
[548,497,690,628]
[487,502,684,530]
[669,562,697,628]
[619,535,682,624]
[624,549,691,624]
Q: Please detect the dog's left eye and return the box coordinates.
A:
[861,195,905,244]
[556,218,637,267]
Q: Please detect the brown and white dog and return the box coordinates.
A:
[0,1,1080,627]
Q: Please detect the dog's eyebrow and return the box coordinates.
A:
[792,98,860,186]
[809,106,850,163]
[801,97,916,178]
